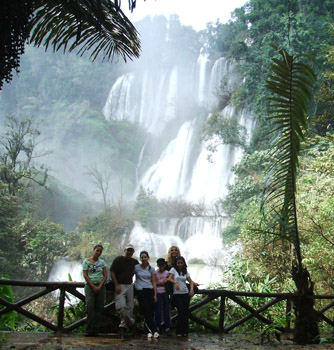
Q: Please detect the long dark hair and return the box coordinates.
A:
[174,256,187,275]
[140,250,151,271]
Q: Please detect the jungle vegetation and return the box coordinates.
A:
[205,0,334,342]
[1,0,334,342]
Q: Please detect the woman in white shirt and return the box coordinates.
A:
[168,256,194,337]
[134,250,159,338]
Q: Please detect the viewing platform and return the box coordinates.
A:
[2,279,334,349]
[2,331,330,350]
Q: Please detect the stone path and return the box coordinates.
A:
[1,332,334,350]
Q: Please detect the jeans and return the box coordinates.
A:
[154,292,171,327]
[173,293,190,335]
[136,288,156,333]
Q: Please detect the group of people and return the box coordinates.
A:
[83,243,196,338]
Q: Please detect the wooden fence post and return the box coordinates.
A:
[219,295,226,332]
[57,287,66,332]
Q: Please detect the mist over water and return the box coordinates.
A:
[48,258,84,303]
[101,30,254,284]
[48,258,83,283]
[0,16,254,285]
[103,54,254,205]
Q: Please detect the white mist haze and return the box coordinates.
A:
[0,2,250,211]
[99,16,254,272]
[0,5,252,284]
[125,0,248,31]
[102,39,254,204]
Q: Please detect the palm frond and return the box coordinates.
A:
[29,0,141,62]
[261,49,316,267]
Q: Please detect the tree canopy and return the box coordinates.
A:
[0,0,141,90]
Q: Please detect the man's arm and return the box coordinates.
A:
[110,270,122,294]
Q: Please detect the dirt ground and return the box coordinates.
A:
[2,332,334,350]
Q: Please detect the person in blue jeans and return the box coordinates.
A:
[154,258,171,335]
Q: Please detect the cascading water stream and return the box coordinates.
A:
[50,52,252,286]
[101,52,253,284]
[196,51,210,106]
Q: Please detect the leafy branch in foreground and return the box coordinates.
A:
[0,0,141,90]
[30,0,140,62]
[261,48,318,345]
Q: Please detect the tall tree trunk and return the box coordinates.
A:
[292,266,319,344]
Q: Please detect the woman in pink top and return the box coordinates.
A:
[154,258,171,335]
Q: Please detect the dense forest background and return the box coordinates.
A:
[1,0,334,328]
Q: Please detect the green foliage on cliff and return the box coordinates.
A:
[133,186,208,231]
[204,0,334,150]
[209,2,334,317]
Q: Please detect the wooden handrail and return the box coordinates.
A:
[0,279,84,287]
[0,279,87,333]
[1,279,334,334]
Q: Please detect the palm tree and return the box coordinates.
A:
[261,48,318,344]
[0,0,141,90]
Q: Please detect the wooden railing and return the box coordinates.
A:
[189,289,294,333]
[0,280,104,333]
[1,279,334,333]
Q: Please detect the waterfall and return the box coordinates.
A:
[102,66,194,135]
[138,106,253,204]
[127,216,232,265]
[196,51,210,106]
[102,51,253,282]
[47,258,84,304]
[139,119,200,198]
[48,258,83,282]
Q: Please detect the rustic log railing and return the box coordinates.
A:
[1,279,334,333]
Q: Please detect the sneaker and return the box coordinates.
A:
[147,332,153,338]
[153,331,159,338]
[165,327,172,336]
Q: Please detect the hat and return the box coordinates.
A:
[156,258,166,265]
[125,243,135,250]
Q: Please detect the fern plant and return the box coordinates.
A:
[261,48,318,344]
